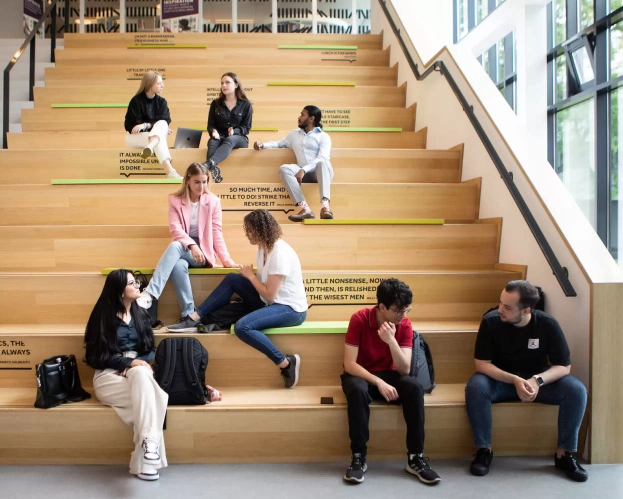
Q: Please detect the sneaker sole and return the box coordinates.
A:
[405,465,441,484]
[289,354,301,389]
[166,327,199,333]
[143,456,161,466]
[137,472,159,481]
[343,475,364,484]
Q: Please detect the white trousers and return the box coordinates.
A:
[93,362,169,475]
[125,119,172,164]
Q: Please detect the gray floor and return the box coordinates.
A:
[1,457,621,499]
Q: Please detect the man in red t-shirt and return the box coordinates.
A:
[341,279,440,486]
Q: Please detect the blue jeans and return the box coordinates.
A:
[196,274,307,365]
[145,241,208,317]
[465,373,587,452]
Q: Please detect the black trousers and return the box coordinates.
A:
[207,135,249,165]
[341,371,425,455]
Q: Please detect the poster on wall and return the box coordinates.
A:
[23,0,45,38]
[161,0,200,33]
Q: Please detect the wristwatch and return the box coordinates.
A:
[533,375,545,387]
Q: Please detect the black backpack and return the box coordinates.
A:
[154,337,208,405]
[410,331,436,393]
[198,298,251,333]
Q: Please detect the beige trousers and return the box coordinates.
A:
[125,119,171,164]
[93,360,169,475]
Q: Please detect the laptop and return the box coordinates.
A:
[173,128,203,149]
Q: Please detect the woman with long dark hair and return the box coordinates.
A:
[185,210,308,388]
[138,163,237,332]
[202,72,253,183]
[84,269,167,481]
[124,71,181,179]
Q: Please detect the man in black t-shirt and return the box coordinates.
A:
[465,280,588,482]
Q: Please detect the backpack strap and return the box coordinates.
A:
[161,339,177,389]
[182,338,199,387]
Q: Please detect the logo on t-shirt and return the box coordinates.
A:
[528,338,540,349]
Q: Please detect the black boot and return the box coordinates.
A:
[149,298,164,330]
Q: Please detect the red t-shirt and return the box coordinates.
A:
[345,307,414,373]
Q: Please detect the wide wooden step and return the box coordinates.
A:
[62,33,384,50]
[21,105,416,132]
[0,270,521,324]
[0,148,461,185]
[54,47,390,67]
[0,384,559,464]
[0,181,480,225]
[44,65,398,87]
[34,85,407,109]
[7,129,428,150]
[0,325,479,388]
[0,223,501,272]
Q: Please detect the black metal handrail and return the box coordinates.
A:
[379,0,577,297]
[3,0,70,149]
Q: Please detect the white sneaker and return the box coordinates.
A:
[137,471,159,481]
[141,146,154,159]
[142,438,161,465]
[136,290,153,309]
[166,169,182,179]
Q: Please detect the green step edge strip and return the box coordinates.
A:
[303,219,445,225]
[127,45,207,49]
[52,103,128,109]
[323,127,403,133]
[230,321,348,335]
[102,268,242,276]
[278,46,358,50]
[52,179,181,185]
[267,82,356,87]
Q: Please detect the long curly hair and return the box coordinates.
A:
[243,209,282,253]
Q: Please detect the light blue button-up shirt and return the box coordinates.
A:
[263,127,332,173]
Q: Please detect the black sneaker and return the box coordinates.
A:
[406,453,441,485]
[166,316,200,333]
[280,354,300,388]
[152,320,165,331]
[470,448,493,476]
[205,160,223,183]
[343,453,367,484]
[555,451,588,482]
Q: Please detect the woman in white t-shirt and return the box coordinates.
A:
[192,209,308,388]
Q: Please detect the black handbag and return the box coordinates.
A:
[34,354,91,409]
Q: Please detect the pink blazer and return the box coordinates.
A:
[168,192,233,267]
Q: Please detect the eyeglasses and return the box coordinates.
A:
[126,281,141,289]
[390,306,412,317]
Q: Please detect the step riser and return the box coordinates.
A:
[0,332,477,389]
[7,130,428,150]
[0,272,520,324]
[21,106,416,132]
[0,404,559,464]
[0,183,479,225]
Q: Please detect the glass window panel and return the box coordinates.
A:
[476,0,489,24]
[611,22,623,79]
[611,88,622,266]
[556,99,597,229]
[580,0,594,29]
[555,0,566,46]
[556,54,568,102]
[458,0,468,39]
[570,45,595,84]
[482,50,490,75]
[496,0,506,5]
[611,0,623,13]
[498,39,505,82]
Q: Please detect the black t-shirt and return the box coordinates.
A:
[474,310,571,378]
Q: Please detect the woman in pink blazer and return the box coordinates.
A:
[138,163,237,330]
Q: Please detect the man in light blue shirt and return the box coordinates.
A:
[254,105,334,222]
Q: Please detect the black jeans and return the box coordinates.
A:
[207,135,249,165]
[341,371,425,456]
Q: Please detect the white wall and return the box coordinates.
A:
[0,1,25,38]
[372,0,623,387]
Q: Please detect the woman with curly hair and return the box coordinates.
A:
[186,209,308,388]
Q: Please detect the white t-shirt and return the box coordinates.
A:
[189,201,200,238]
[256,239,308,313]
